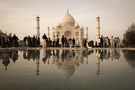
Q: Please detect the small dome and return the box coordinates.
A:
[61,10,75,26]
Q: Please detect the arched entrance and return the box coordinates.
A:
[64,31,72,39]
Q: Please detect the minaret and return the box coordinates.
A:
[86,27,88,42]
[36,16,40,38]
[48,27,50,38]
[96,16,100,41]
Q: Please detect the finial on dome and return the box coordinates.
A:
[67,10,69,14]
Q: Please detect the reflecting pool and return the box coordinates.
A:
[0,48,135,90]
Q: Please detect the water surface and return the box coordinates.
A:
[0,49,135,90]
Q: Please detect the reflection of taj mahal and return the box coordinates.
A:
[48,10,88,46]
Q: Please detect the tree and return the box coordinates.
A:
[122,23,135,47]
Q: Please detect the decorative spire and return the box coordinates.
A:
[67,9,69,14]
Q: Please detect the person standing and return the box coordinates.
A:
[69,38,72,48]
[110,36,114,48]
[61,35,65,47]
[72,38,75,47]
[100,35,103,47]
[23,36,27,47]
[27,36,32,47]
[42,33,48,48]
[76,38,80,47]
[12,34,18,47]
[56,35,59,47]
[117,37,120,48]
[52,35,56,47]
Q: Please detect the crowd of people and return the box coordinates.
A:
[42,34,82,48]
[0,32,121,48]
[23,35,40,47]
[0,34,19,47]
[97,35,121,48]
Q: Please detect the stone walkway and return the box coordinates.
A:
[0,47,135,50]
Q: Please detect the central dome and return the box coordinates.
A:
[61,11,75,26]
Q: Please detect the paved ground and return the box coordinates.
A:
[0,47,135,51]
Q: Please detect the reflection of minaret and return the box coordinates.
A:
[48,27,50,38]
[86,27,88,42]
[96,16,100,42]
[36,16,40,38]
[96,53,100,77]
[36,59,40,75]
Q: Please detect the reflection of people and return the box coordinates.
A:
[23,50,40,61]
[42,49,52,64]
[2,54,10,70]
[23,50,27,59]
[12,50,18,63]
[96,49,121,61]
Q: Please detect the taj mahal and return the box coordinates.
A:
[46,10,89,47]
[36,10,101,47]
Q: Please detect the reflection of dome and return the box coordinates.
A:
[59,60,75,79]
[61,10,75,26]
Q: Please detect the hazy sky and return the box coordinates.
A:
[0,0,135,40]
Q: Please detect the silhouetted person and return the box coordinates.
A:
[8,35,13,47]
[37,37,40,47]
[56,35,59,47]
[42,33,48,48]
[52,36,56,47]
[32,35,36,47]
[72,38,75,47]
[23,36,27,47]
[48,38,52,47]
[64,38,68,47]
[12,34,18,47]
[61,35,65,47]
[100,35,103,47]
[27,36,31,47]
[1,37,5,47]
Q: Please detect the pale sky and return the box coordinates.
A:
[0,0,135,41]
